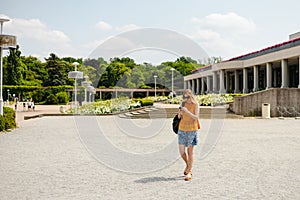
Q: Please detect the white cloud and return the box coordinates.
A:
[95,21,113,31]
[94,21,139,32]
[6,18,70,42]
[192,12,256,33]
[190,12,257,59]
[191,17,201,24]
[115,24,140,32]
[3,17,142,60]
[4,18,73,59]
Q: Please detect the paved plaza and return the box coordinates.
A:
[0,112,299,199]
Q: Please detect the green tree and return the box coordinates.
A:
[129,66,145,88]
[207,56,223,64]
[43,53,74,86]
[98,57,136,88]
[21,56,47,86]
[162,56,202,76]
[83,57,108,86]
[61,57,82,65]
[5,45,26,85]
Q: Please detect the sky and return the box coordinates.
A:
[1,0,300,64]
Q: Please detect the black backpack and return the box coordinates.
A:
[172,114,181,134]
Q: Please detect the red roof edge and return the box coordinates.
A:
[225,37,300,62]
[191,64,212,73]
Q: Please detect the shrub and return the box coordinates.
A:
[56,91,69,104]
[0,107,16,132]
[140,85,152,89]
[140,99,154,106]
[45,94,58,104]
[0,116,5,131]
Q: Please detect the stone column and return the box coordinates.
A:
[281,59,288,88]
[219,70,226,93]
[213,71,217,93]
[234,70,240,93]
[191,79,195,93]
[201,78,205,94]
[226,71,230,93]
[253,65,259,92]
[206,76,211,93]
[298,57,300,88]
[243,68,248,93]
[266,63,272,89]
[196,78,200,94]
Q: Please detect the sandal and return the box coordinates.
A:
[184,165,192,175]
[184,166,189,175]
[184,172,192,181]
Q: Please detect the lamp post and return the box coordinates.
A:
[154,75,157,98]
[87,85,95,102]
[68,62,83,114]
[0,16,16,115]
[81,75,91,104]
[7,89,9,102]
[74,62,79,111]
[170,68,175,98]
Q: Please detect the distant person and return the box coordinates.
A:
[32,101,35,111]
[173,91,177,97]
[169,91,177,98]
[28,101,32,111]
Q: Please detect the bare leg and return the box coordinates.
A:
[178,144,188,165]
[179,144,189,174]
[184,146,194,181]
[186,146,194,172]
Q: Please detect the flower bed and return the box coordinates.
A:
[164,94,242,106]
[68,97,142,114]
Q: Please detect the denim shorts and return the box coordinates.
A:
[178,129,198,146]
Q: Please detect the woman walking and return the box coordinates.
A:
[177,89,200,181]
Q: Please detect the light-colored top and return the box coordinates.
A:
[178,103,198,132]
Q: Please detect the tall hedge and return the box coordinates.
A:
[0,107,16,132]
[3,85,72,104]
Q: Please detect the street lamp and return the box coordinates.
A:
[7,89,9,102]
[154,75,157,98]
[0,15,16,115]
[81,75,91,104]
[87,85,95,102]
[170,68,175,98]
[68,62,83,113]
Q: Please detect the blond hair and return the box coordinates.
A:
[182,89,197,104]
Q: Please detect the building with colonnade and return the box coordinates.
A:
[184,32,300,94]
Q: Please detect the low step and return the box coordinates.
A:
[130,112,140,115]
[118,106,243,119]
[137,110,147,114]
[118,114,127,118]
[124,113,134,117]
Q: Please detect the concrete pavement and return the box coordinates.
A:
[0,114,299,199]
[5,104,66,124]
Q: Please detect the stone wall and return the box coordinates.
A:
[233,88,300,117]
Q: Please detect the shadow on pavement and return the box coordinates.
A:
[134,176,183,183]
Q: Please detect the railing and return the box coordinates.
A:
[276,106,300,119]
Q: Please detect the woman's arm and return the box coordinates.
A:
[177,108,182,119]
[180,103,199,120]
